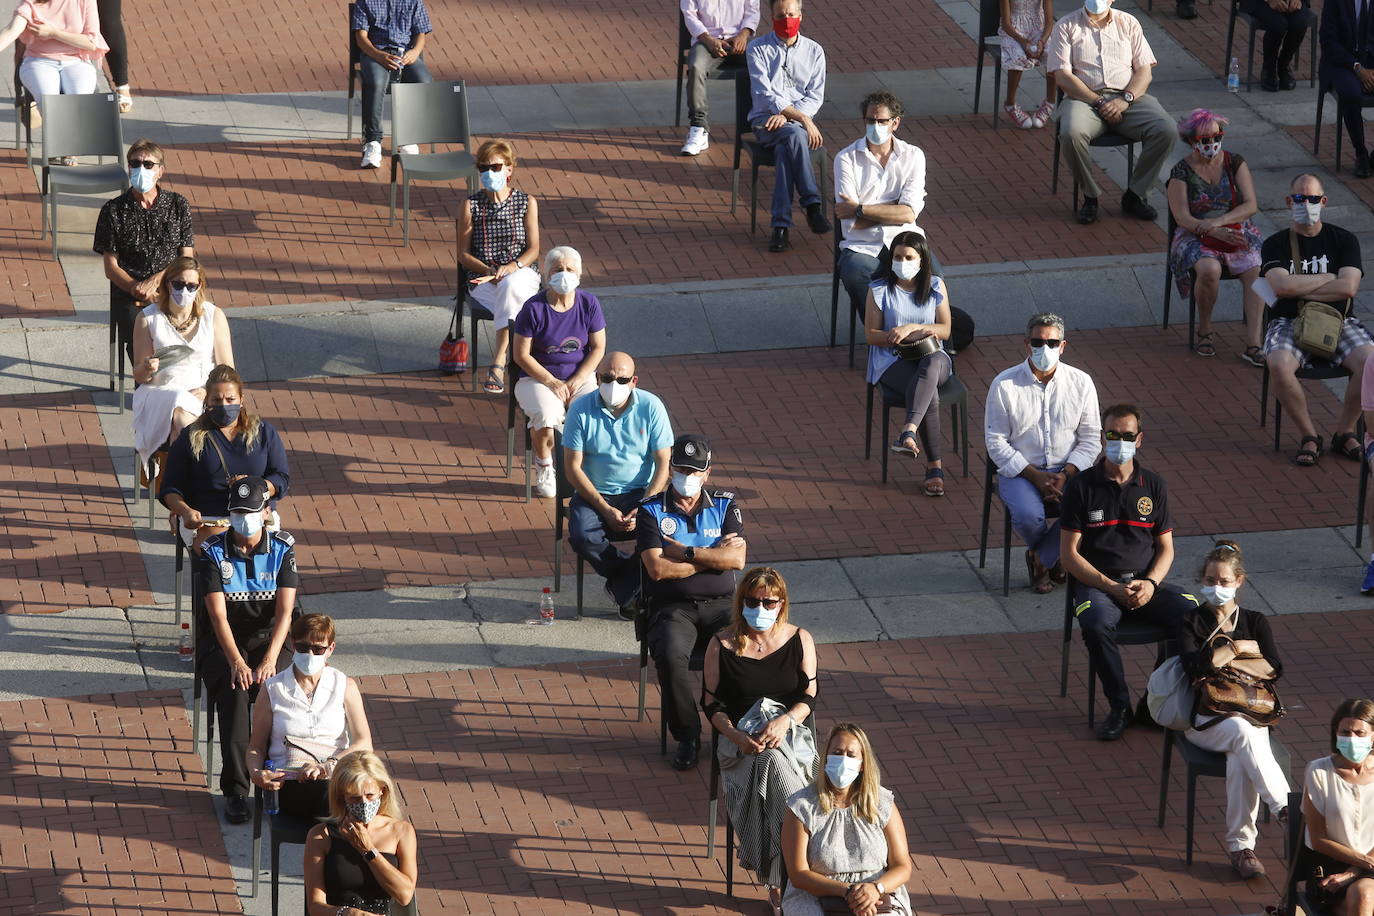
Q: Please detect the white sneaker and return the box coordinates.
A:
[680,126,709,156]
[534,464,557,498]
[398,143,420,155]
[360,141,382,169]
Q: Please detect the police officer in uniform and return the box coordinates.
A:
[1060,404,1198,742]
[637,434,747,770]
[195,476,301,823]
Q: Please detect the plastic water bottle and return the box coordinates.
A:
[1227,58,1240,93]
[264,759,279,815]
[178,622,192,662]
[538,587,555,626]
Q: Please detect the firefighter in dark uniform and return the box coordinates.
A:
[195,475,300,823]
[637,434,747,770]
[1060,404,1198,742]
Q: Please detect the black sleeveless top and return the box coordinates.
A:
[323,823,400,915]
[708,629,814,725]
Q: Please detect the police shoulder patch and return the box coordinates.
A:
[273,529,295,547]
[659,516,679,537]
[713,489,736,500]
[220,560,234,581]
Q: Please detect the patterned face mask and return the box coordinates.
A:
[346,797,381,823]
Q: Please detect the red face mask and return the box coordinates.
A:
[772,16,801,38]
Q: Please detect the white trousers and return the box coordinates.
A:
[514,375,596,431]
[468,266,541,330]
[1185,715,1290,851]
[19,58,99,113]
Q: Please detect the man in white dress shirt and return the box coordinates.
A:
[984,313,1102,593]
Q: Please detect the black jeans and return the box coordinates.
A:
[1073,579,1198,711]
[647,597,733,743]
[198,628,289,798]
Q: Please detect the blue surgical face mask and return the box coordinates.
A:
[548,270,580,296]
[1338,735,1373,764]
[742,601,780,631]
[230,512,263,537]
[129,165,157,194]
[825,754,862,789]
[293,650,327,677]
[206,403,241,427]
[1084,0,1110,13]
[865,122,891,146]
[479,168,507,192]
[1104,439,1136,466]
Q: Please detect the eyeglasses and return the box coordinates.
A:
[170,281,200,292]
[1029,338,1063,348]
[1292,193,1324,204]
[1195,131,1224,141]
[294,642,330,655]
[745,597,784,610]
[476,162,506,172]
[863,116,895,125]
[1104,430,1139,442]
[598,374,632,384]
[127,159,160,169]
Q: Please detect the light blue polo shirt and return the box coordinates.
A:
[563,389,674,494]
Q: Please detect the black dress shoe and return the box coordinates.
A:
[1121,190,1158,221]
[768,227,790,252]
[1259,65,1279,92]
[1278,66,1297,90]
[1176,0,1197,18]
[805,203,831,235]
[1355,153,1372,180]
[224,793,251,824]
[672,737,701,770]
[1096,706,1134,741]
[1076,197,1099,225]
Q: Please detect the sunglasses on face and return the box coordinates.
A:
[1029,338,1063,348]
[1104,430,1139,442]
[294,642,330,655]
[1292,193,1324,204]
[476,162,506,172]
[745,597,784,610]
[170,281,200,292]
[1195,131,1224,141]
[127,159,160,169]
[598,374,632,384]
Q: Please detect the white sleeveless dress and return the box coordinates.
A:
[131,302,219,467]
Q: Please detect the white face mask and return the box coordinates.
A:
[671,471,703,499]
[548,270,580,296]
[892,258,921,280]
[825,754,862,789]
[1030,343,1060,372]
[171,286,197,309]
[1193,139,1222,160]
[1291,200,1322,226]
[1200,583,1238,606]
[230,512,263,537]
[598,380,630,408]
[1084,0,1110,12]
[865,122,891,146]
[129,165,157,193]
[293,650,327,676]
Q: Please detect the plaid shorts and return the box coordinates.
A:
[1262,316,1374,370]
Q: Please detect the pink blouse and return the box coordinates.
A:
[17,0,108,63]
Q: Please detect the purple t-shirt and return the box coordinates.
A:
[512,289,607,380]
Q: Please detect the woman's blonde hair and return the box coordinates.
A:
[157,255,207,323]
[328,751,404,821]
[724,566,789,653]
[815,722,882,823]
[475,138,517,168]
[188,364,262,458]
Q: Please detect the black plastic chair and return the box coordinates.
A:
[1223,0,1316,92]
[862,373,971,484]
[828,219,860,369]
[1280,792,1327,916]
[971,0,1003,129]
[634,588,705,755]
[1157,728,1289,864]
[1356,451,1370,549]
[551,430,636,621]
[453,266,495,394]
[977,455,1014,597]
[730,69,828,232]
[1256,306,1354,451]
[249,787,317,914]
[1314,79,1374,174]
[1050,91,1138,213]
[1061,582,1173,727]
[503,321,533,502]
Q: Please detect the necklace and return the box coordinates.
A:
[168,307,196,333]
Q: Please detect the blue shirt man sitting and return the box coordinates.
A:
[352,0,434,168]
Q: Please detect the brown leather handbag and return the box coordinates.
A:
[1194,634,1284,729]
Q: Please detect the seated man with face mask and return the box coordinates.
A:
[195,476,300,825]
[637,434,748,770]
[563,352,675,617]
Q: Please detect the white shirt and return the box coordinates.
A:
[265,666,350,765]
[1304,756,1374,853]
[1045,7,1156,93]
[984,359,1101,478]
[834,136,927,258]
[681,0,758,41]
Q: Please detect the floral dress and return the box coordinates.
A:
[998,0,1045,71]
[1167,152,1262,298]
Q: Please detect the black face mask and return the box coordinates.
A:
[206,403,241,427]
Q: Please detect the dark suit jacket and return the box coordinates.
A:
[1321,0,1374,71]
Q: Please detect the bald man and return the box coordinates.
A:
[563,352,675,616]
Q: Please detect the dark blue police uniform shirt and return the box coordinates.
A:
[194,530,300,646]
[636,488,744,602]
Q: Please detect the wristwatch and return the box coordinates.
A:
[684,546,696,561]
[363,849,378,862]
[875,881,887,895]
[855,204,866,220]
[1121,90,1135,104]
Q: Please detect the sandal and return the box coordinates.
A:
[924,466,945,497]
[482,364,505,394]
[1294,435,1322,467]
[1194,331,1216,357]
[1048,561,1067,584]
[889,429,919,458]
[1026,549,1053,594]
[1332,431,1363,462]
[115,85,133,115]
[1240,345,1265,368]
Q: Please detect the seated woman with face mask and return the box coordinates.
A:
[1302,698,1374,912]
[247,614,373,820]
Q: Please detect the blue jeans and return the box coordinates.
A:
[569,489,644,606]
[359,52,433,143]
[997,465,1064,569]
[1073,580,1198,711]
[753,121,820,228]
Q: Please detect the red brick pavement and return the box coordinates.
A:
[0,392,152,614]
[0,122,1151,316]
[0,150,79,318]
[5,609,1363,913]
[119,0,967,96]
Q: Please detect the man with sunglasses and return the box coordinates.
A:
[93,137,195,367]
[194,476,300,823]
[1258,173,1370,467]
[637,434,746,770]
[986,313,1101,594]
[564,352,675,617]
[1060,404,1198,741]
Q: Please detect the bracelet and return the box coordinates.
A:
[1141,576,1159,588]
[336,907,350,916]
